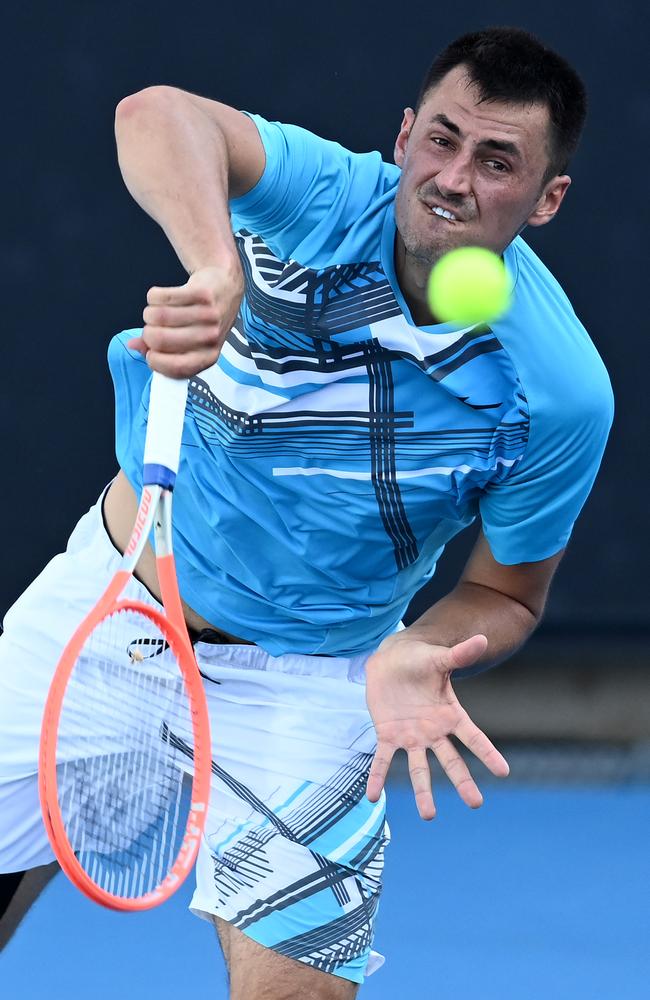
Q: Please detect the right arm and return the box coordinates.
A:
[114,86,266,376]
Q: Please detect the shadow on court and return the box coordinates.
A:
[2,782,648,1000]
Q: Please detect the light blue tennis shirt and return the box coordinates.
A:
[109,113,614,656]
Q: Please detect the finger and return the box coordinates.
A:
[407,748,436,821]
[143,304,220,328]
[455,717,510,778]
[145,348,219,378]
[431,736,483,809]
[147,284,213,307]
[142,324,220,354]
[448,634,488,671]
[366,745,395,803]
[127,335,147,356]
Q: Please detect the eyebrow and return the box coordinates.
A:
[429,113,522,158]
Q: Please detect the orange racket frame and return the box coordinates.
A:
[38,374,212,910]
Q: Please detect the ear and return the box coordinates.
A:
[526,175,571,228]
[394,108,416,168]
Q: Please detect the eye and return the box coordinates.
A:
[432,136,452,148]
[485,159,509,173]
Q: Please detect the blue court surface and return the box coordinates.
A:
[3,782,648,999]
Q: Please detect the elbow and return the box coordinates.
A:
[521,592,548,633]
[507,593,541,640]
[115,85,180,126]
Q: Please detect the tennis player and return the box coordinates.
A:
[0,26,613,998]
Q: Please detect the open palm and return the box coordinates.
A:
[365,633,509,819]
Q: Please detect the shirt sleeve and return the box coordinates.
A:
[479,368,614,564]
[228,113,391,261]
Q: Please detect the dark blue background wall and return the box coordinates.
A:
[3,1,648,636]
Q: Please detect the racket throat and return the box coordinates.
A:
[122,485,163,572]
[153,490,174,558]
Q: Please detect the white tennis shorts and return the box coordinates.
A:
[0,492,388,984]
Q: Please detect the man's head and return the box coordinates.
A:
[393,27,587,284]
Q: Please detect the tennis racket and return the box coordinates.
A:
[39,372,212,911]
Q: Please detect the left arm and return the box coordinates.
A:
[402,528,563,672]
[365,529,563,818]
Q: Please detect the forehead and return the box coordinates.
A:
[418,65,551,153]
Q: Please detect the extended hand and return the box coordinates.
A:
[128,263,245,377]
[365,633,509,819]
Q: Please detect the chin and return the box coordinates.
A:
[405,233,458,268]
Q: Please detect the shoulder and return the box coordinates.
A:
[496,237,614,442]
[473,239,613,565]
[230,113,401,266]
[241,112,400,192]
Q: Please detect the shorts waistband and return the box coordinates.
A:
[188,625,256,647]
[194,641,370,685]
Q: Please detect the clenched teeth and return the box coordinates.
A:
[431,205,457,221]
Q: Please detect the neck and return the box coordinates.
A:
[394,233,439,326]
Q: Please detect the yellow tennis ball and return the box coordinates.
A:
[427,246,511,325]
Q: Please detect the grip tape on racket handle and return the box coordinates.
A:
[143,372,189,485]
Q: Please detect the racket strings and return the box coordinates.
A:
[57,606,195,898]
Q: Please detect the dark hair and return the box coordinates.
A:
[415,27,587,181]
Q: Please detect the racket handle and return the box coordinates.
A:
[143,372,189,487]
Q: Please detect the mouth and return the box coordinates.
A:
[424,201,463,223]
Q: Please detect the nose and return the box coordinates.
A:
[434,150,473,200]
